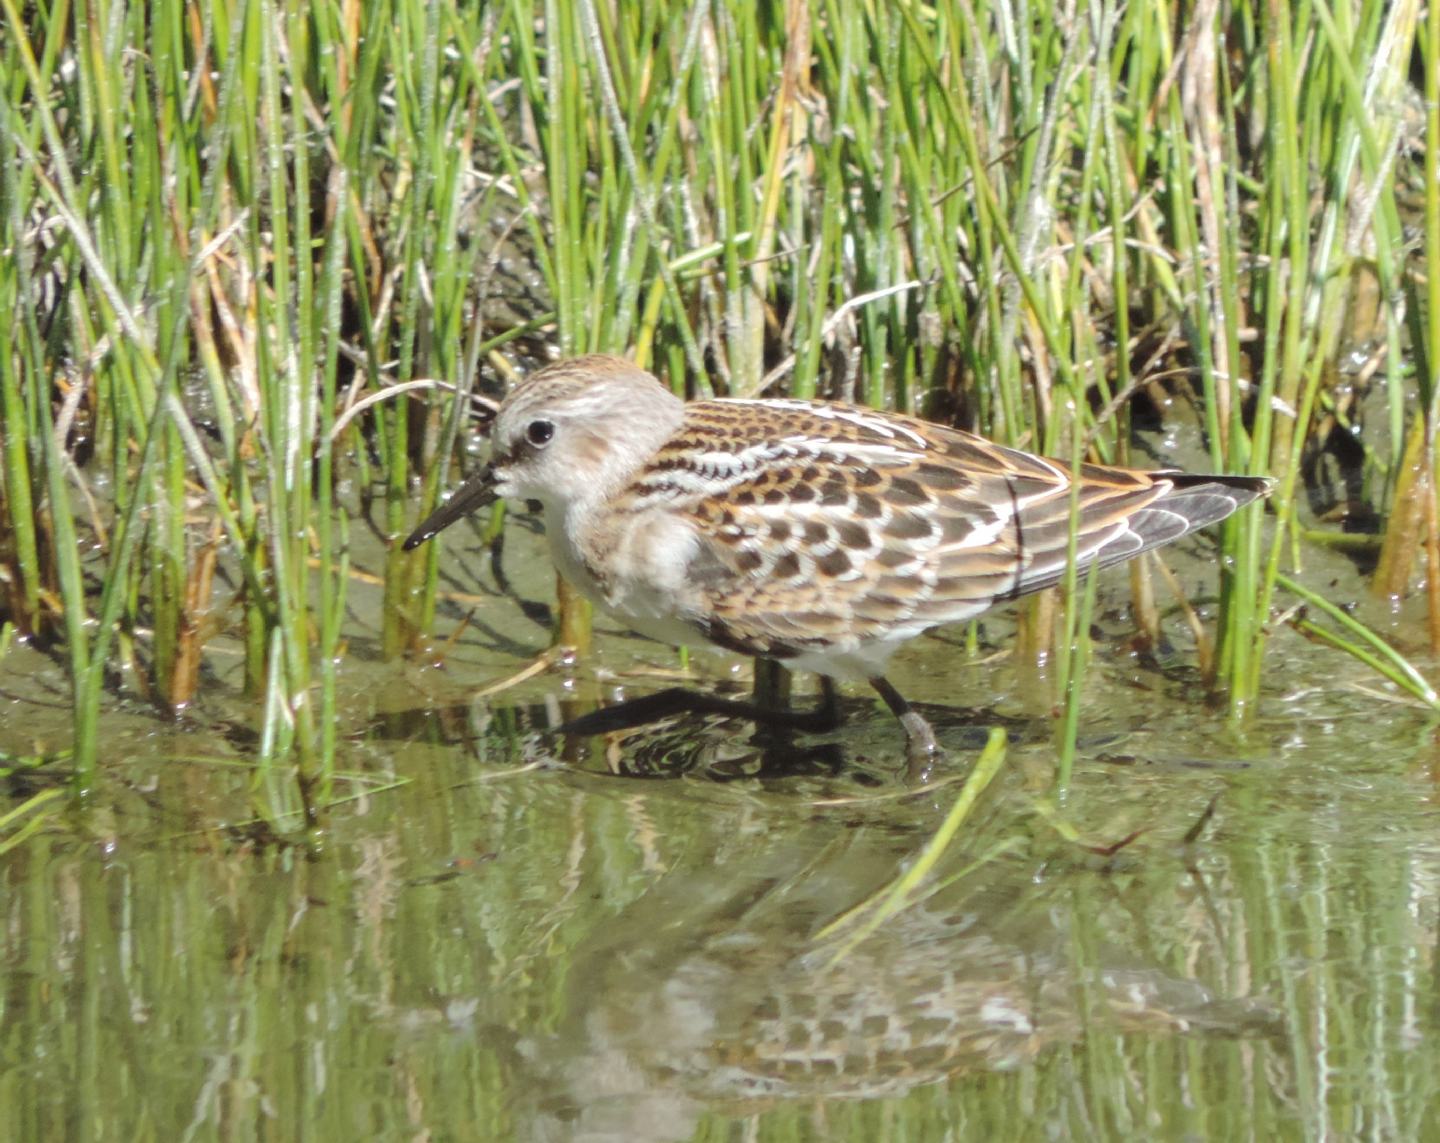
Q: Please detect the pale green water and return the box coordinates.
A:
[3,521,1438,1141]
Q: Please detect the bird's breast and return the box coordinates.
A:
[548,502,708,649]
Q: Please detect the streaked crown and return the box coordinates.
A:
[488,355,685,509]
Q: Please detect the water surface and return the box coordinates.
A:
[2,519,1437,1141]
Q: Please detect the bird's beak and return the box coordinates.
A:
[402,464,497,550]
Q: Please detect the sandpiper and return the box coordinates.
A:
[405,355,1271,761]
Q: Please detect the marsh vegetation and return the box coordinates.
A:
[2,1,1439,1137]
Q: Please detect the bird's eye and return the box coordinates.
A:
[526,419,555,447]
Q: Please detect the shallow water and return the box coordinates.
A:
[3,517,1438,1141]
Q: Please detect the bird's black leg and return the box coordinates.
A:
[767,675,843,732]
[868,676,942,776]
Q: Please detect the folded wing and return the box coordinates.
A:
[627,401,1268,660]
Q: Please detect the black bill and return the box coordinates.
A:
[402,464,497,550]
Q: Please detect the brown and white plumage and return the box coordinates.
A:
[405,355,1272,759]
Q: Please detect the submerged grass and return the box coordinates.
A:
[816,725,1009,961]
[0,1,1435,803]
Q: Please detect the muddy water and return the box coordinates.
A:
[2,515,1438,1142]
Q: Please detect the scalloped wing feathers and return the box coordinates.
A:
[601,400,1266,661]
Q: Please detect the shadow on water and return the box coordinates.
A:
[377,687,1019,784]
